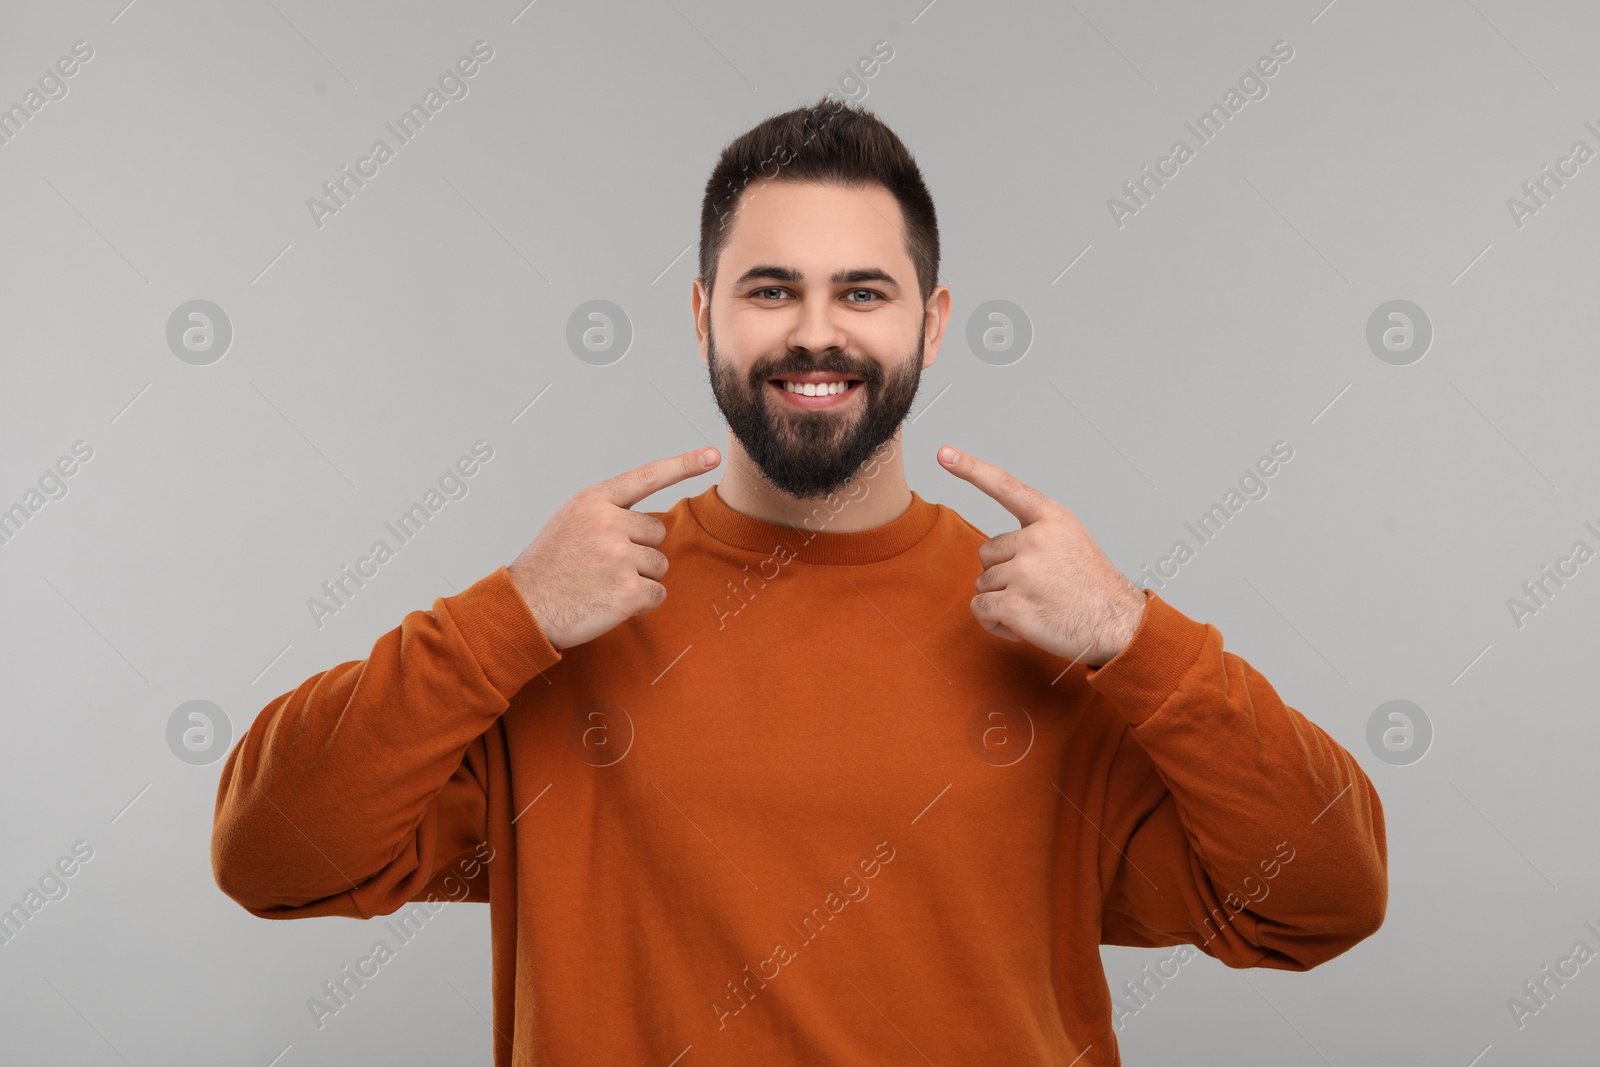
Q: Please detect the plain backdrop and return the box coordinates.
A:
[2,0,1598,1064]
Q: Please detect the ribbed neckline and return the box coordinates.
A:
[686,482,940,566]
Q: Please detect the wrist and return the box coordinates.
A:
[1104,585,1147,664]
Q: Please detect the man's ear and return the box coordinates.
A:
[921,285,952,371]
[691,277,711,365]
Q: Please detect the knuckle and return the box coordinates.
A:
[603,474,631,502]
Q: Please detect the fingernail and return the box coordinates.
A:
[940,447,960,464]
[698,448,718,467]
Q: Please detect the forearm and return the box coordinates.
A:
[1090,592,1387,958]
[210,566,559,913]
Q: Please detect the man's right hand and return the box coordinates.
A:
[507,446,721,651]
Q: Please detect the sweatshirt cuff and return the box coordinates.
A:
[1083,588,1210,727]
[443,566,563,701]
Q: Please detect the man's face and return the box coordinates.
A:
[695,179,942,501]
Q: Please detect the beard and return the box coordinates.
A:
[706,318,926,501]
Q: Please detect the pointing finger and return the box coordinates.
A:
[939,446,1051,526]
[599,446,721,510]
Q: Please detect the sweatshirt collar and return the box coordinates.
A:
[686,483,939,566]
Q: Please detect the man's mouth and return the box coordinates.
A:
[766,376,864,409]
[769,377,863,397]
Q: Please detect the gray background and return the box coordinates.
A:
[1,0,1596,1063]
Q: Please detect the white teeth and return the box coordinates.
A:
[780,380,853,396]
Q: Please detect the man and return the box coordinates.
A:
[212,97,1386,1065]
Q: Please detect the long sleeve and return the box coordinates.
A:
[210,565,561,920]
[1087,588,1387,970]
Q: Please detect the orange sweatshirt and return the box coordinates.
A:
[212,482,1386,1066]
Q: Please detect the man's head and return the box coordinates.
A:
[692,98,950,501]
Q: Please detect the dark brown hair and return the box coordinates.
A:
[698,96,940,307]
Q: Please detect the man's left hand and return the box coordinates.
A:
[940,445,1147,669]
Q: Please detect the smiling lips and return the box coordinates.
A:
[769,377,862,407]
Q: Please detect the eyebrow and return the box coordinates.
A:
[732,265,902,295]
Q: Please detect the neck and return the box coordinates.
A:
[714,430,914,533]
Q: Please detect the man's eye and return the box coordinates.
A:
[845,289,881,303]
[753,287,787,300]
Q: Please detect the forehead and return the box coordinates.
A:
[717,179,909,279]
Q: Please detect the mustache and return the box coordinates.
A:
[753,355,880,383]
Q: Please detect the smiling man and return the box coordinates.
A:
[212,98,1387,1066]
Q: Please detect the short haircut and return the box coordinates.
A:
[698,96,940,306]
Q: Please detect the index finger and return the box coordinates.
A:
[940,446,1052,527]
[597,446,721,509]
